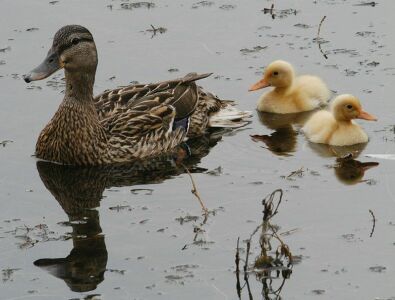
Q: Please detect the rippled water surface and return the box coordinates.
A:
[1,0,395,299]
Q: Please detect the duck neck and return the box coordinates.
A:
[273,85,291,95]
[64,68,95,102]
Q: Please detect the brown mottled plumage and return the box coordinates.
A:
[24,25,250,166]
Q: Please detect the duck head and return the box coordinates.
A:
[331,94,377,122]
[24,25,97,83]
[249,60,295,91]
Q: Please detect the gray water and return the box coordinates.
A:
[1,0,395,299]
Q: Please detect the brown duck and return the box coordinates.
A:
[24,25,251,166]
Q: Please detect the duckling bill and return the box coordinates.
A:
[23,25,251,166]
[249,60,330,114]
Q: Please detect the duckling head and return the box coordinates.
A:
[249,60,295,91]
[24,25,97,83]
[331,94,377,122]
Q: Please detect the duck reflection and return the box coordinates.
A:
[251,111,315,156]
[33,133,223,292]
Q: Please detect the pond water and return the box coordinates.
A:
[1,0,395,299]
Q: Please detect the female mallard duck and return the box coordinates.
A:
[302,94,377,146]
[23,25,251,166]
[249,60,330,113]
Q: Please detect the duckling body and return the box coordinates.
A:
[250,60,330,114]
[302,94,376,146]
[24,25,251,166]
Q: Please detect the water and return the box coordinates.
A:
[1,0,395,299]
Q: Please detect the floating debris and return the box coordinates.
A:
[262,4,298,19]
[26,27,39,32]
[0,46,11,53]
[109,205,131,211]
[205,166,222,176]
[168,68,179,73]
[191,1,214,9]
[219,4,236,10]
[2,268,21,283]
[240,46,267,55]
[354,1,378,6]
[367,61,380,67]
[369,265,386,273]
[120,2,155,9]
[130,188,153,195]
[328,48,360,57]
[146,25,167,38]
[107,268,126,275]
[0,140,13,147]
[356,31,375,37]
[175,215,199,224]
[294,23,311,29]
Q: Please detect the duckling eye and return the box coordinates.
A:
[346,104,353,110]
[71,38,80,45]
[273,71,279,76]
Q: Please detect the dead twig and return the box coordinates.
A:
[181,164,209,216]
[369,209,376,237]
[263,3,275,19]
[147,24,167,38]
[235,237,242,299]
[316,16,328,59]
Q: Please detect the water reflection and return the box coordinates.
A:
[306,141,367,158]
[33,133,223,292]
[251,111,314,156]
[307,143,379,184]
[334,155,379,185]
[235,190,293,300]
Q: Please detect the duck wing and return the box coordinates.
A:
[94,73,212,121]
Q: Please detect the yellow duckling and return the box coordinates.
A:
[249,60,330,113]
[302,94,377,146]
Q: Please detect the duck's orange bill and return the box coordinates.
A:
[248,78,270,91]
[357,110,377,121]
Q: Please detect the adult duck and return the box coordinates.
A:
[249,60,330,114]
[302,94,377,146]
[23,25,250,166]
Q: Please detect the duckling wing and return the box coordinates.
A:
[295,75,331,107]
[302,110,337,144]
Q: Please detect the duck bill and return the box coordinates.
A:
[23,48,61,83]
[248,78,270,91]
[357,110,377,121]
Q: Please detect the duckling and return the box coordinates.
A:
[302,94,377,146]
[249,60,330,113]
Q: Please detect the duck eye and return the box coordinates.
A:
[346,104,353,109]
[273,71,279,76]
[71,38,80,45]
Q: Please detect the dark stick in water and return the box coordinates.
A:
[369,209,376,237]
[317,16,328,59]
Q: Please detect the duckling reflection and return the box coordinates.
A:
[251,111,315,156]
[33,133,222,292]
[251,127,297,156]
[334,155,379,185]
[306,140,367,158]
